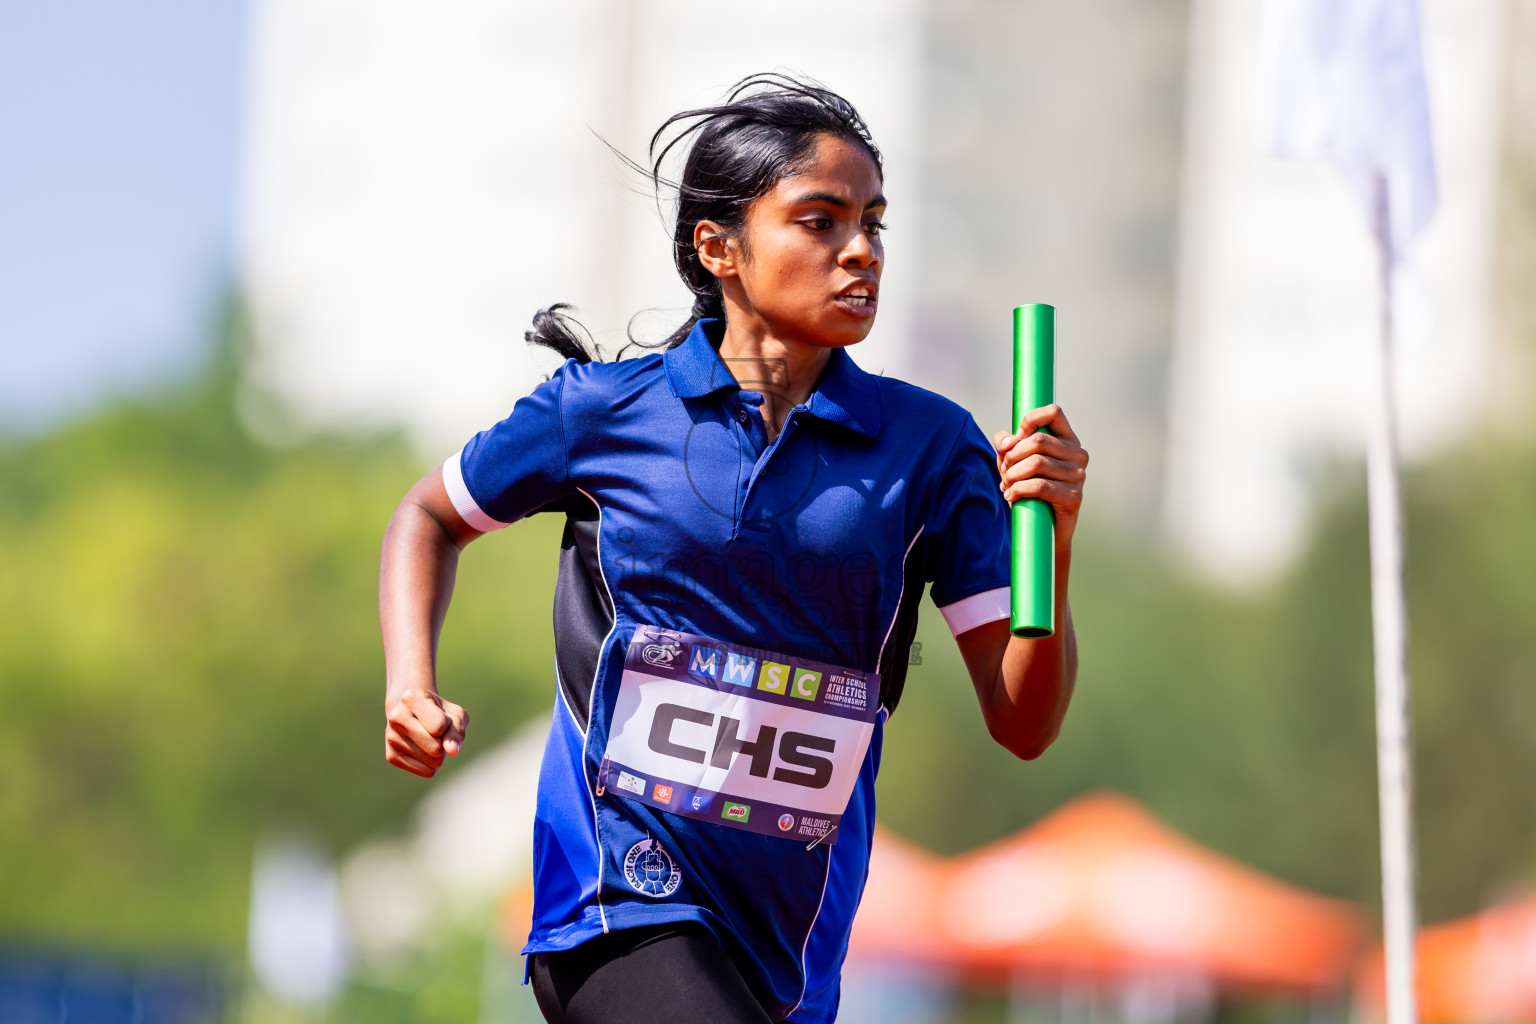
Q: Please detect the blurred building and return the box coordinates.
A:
[239,0,1190,538]
[1166,0,1536,581]
[239,0,924,454]
[242,0,1532,571]
[916,0,1192,537]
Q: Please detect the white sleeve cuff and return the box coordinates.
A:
[937,586,1011,637]
[442,448,510,532]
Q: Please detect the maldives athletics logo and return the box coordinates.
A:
[622,837,682,898]
[778,813,796,832]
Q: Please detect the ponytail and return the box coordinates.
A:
[525,289,726,369]
[525,303,600,365]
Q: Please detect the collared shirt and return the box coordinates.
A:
[445,318,1010,1023]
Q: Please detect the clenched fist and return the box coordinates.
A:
[384,688,469,778]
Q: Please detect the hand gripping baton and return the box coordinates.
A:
[1011,304,1056,638]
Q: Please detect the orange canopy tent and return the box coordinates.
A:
[499,878,535,954]
[1355,894,1536,1023]
[847,826,953,964]
[498,791,1360,998]
[929,792,1362,993]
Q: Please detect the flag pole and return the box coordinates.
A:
[1367,172,1419,1024]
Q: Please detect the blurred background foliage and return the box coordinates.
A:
[887,437,1536,925]
[2,299,1534,960]
[0,303,562,953]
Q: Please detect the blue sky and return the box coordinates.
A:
[0,0,246,430]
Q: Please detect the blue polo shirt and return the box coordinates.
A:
[443,318,1010,1022]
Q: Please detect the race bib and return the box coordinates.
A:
[598,624,880,844]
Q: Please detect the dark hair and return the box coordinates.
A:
[525,73,883,365]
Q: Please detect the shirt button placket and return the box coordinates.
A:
[731,399,751,540]
[739,409,798,536]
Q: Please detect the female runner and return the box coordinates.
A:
[379,75,1088,1024]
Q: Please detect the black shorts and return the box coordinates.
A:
[529,922,776,1024]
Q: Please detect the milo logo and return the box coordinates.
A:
[722,802,751,823]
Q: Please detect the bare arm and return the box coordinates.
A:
[955,564,1077,760]
[379,468,481,778]
[955,404,1087,760]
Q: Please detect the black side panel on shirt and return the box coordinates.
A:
[553,507,614,730]
[876,532,929,716]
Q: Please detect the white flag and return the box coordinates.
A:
[1262,0,1438,261]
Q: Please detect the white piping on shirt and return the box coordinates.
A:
[575,485,617,933]
[788,842,834,1019]
[554,663,583,735]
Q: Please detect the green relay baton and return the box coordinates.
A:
[1011,304,1056,638]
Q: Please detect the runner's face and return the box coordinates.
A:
[730,134,886,348]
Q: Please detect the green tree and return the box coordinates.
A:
[0,303,561,950]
